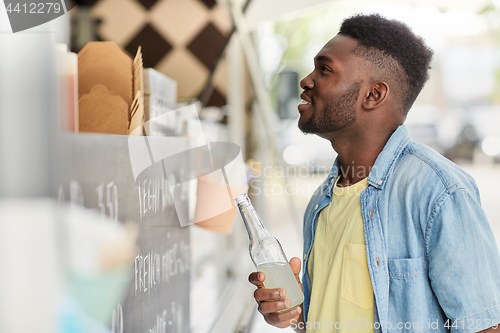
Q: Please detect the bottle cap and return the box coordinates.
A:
[234,193,250,207]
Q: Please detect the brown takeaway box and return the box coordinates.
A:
[78,41,144,135]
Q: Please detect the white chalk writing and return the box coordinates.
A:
[134,239,189,294]
[146,302,184,333]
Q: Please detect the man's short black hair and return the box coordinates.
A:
[339,14,433,114]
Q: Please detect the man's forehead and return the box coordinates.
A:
[314,34,359,63]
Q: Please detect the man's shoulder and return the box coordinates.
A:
[393,141,477,193]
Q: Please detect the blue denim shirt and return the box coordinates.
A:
[302,125,500,333]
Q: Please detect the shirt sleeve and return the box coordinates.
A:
[426,187,500,333]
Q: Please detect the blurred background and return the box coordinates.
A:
[1,0,499,332]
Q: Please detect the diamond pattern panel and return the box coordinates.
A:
[198,0,216,9]
[209,3,233,34]
[72,0,100,6]
[125,23,173,68]
[86,0,234,101]
[92,0,148,46]
[149,0,209,46]
[136,0,161,10]
[206,87,226,107]
[187,22,230,71]
[156,48,209,98]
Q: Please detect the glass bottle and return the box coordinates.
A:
[235,194,304,312]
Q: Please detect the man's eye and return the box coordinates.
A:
[322,65,331,72]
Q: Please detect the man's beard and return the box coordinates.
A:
[299,82,361,134]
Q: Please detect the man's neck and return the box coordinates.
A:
[329,127,396,187]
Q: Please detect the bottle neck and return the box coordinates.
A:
[235,194,288,266]
[235,195,271,243]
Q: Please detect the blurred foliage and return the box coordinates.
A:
[274,13,333,75]
[478,2,496,15]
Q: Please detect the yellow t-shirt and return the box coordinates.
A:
[306,177,374,332]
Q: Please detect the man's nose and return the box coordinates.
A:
[300,74,314,90]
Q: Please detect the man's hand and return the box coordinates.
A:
[248,257,305,330]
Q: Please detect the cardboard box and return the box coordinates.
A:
[78,84,128,135]
[78,42,144,135]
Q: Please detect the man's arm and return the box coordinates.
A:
[427,187,500,332]
[248,257,305,332]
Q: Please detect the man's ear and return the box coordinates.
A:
[362,82,389,110]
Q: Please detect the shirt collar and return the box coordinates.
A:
[368,124,412,189]
[326,124,412,191]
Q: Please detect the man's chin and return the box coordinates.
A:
[298,118,317,135]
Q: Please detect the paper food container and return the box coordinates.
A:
[78,41,144,135]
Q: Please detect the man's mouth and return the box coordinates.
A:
[299,93,313,106]
[298,95,313,114]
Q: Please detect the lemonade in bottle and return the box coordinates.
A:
[235,194,304,311]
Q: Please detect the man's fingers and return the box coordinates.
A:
[248,271,265,287]
[288,257,303,291]
[263,306,302,327]
[289,257,302,276]
[289,257,302,283]
[248,265,303,329]
[258,298,291,314]
[254,287,285,302]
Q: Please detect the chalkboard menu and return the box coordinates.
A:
[58,133,190,333]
